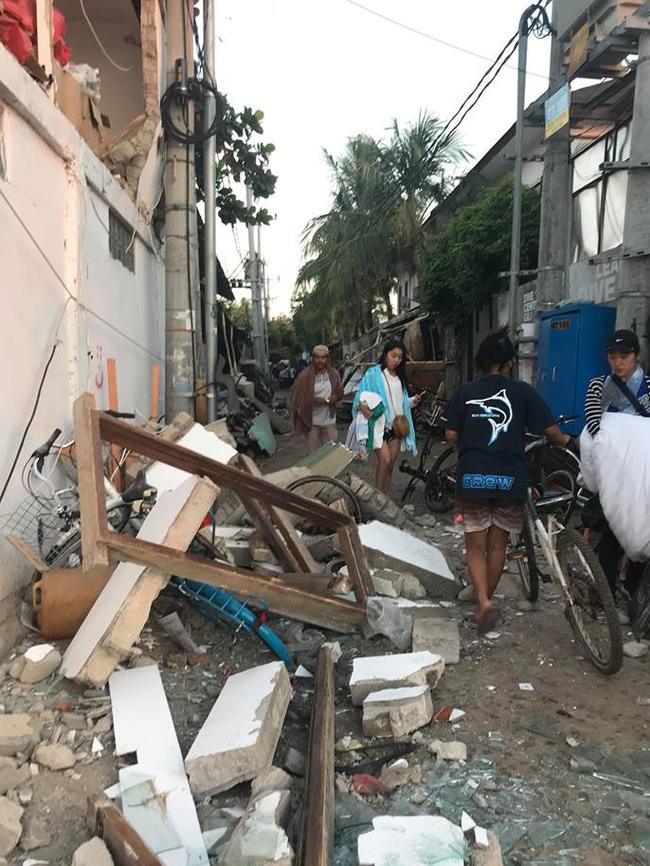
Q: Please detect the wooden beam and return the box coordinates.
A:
[74,394,109,571]
[239,493,302,573]
[297,645,335,866]
[103,533,365,633]
[6,534,49,574]
[97,410,351,530]
[238,454,320,574]
[86,794,165,866]
[336,525,373,604]
[347,522,374,599]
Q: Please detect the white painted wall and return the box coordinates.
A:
[0,45,164,601]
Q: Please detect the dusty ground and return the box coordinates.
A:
[2,421,650,865]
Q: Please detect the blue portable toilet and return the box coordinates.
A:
[537,303,616,435]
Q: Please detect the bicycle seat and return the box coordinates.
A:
[122,470,157,504]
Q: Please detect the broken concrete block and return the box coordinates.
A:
[350,652,444,706]
[72,836,115,866]
[412,618,461,665]
[221,790,293,866]
[472,830,503,866]
[283,747,305,776]
[623,641,648,659]
[0,797,22,856]
[33,742,76,770]
[358,816,466,866]
[0,757,30,795]
[358,521,458,598]
[9,645,61,684]
[363,686,433,738]
[20,813,52,851]
[251,767,292,800]
[400,574,427,600]
[185,662,292,797]
[429,740,468,762]
[378,757,422,791]
[371,573,400,598]
[0,716,37,757]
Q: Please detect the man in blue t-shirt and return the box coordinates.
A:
[444,331,573,634]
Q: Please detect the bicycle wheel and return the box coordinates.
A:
[401,432,436,504]
[424,447,457,513]
[286,476,362,522]
[558,527,623,675]
[512,515,539,603]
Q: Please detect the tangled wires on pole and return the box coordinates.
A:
[160,61,220,146]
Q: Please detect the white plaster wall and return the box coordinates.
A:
[0,50,164,601]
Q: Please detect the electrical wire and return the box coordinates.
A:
[345,0,549,79]
[78,0,134,73]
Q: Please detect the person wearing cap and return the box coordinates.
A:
[290,345,342,453]
[584,329,650,605]
[444,330,573,634]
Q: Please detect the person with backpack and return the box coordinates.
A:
[444,331,573,634]
[584,329,650,609]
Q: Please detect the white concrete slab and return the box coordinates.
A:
[109,665,208,866]
[358,816,466,866]
[350,651,444,706]
[146,424,237,493]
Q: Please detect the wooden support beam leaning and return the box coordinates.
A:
[238,493,302,573]
[74,394,110,571]
[297,644,336,866]
[97,411,352,530]
[104,533,365,633]
[86,794,165,866]
[238,454,319,574]
[336,525,374,603]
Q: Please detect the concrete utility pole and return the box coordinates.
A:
[257,223,270,371]
[203,0,218,422]
[246,186,266,371]
[164,0,201,419]
[507,7,532,332]
[536,35,571,310]
[616,30,650,362]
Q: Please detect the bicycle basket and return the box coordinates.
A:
[1,492,78,562]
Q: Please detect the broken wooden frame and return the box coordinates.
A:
[74,393,370,633]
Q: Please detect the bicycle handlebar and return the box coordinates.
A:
[32,428,61,460]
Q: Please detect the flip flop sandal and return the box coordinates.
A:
[478,607,501,636]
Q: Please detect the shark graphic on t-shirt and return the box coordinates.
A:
[466,389,514,446]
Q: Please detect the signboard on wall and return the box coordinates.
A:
[545,84,571,138]
[567,258,621,304]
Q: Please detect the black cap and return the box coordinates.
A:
[605,329,640,354]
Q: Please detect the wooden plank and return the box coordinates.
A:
[239,493,302,573]
[106,358,123,492]
[6,533,49,573]
[347,522,375,600]
[74,394,109,571]
[239,454,319,574]
[150,363,160,421]
[336,526,372,604]
[97,410,351,530]
[87,794,166,866]
[297,645,335,866]
[104,533,366,633]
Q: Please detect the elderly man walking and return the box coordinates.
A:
[290,345,342,452]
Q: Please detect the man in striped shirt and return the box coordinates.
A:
[584,329,650,607]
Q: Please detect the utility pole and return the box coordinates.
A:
[257,223,269,373]
[616,30,650,362]
[203,0,217,422]
[246,186,265,370]
[536,34,570,310]
[507,7,531,333]
[264,275,271,365]
[164,0,200,419]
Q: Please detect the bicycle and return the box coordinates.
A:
[399,398,455,509]
[510,436,622,675]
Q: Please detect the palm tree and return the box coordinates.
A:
[294,113,466,346]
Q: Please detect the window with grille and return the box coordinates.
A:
[109,208,135,272]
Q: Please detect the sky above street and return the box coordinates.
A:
[214,0,553,315]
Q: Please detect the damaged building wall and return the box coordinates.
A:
[0,43,164,612]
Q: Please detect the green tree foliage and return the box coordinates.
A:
[226,298,252,330]
[292,113,466,348]
[268,316,300,364]
[418,177,541,322]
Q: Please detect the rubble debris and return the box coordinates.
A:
[362,686,433,739]
[251,767,292,800]
[378,757,422,791]
[20,814,52,851]
[72,837,115,866]
[358,816,466,866]
[357,521,457,598]
[109,666,208,864]
[434,707,465,723]
[0,797,23,856]
[145,421,237,493]
[350,652,444,706]
[412,618,461,664]
[344,474,407,527]
[351,774,386,796]
[623,641,648,659]
[365,598,413,651]
[518,683,535,691]
[185,662,292,798]
[220,788,293,866]
[429,740,468,762]
[0,715,38,756]
[9,645,61,684]
[157,612,207,655]
[399,574,427,601]
[34,743,76,770]
[284,747,306,777]
[0,757,30,794]
[61,475,218,687]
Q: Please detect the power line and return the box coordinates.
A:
[345,0,549,80]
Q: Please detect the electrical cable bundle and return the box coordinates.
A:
[160,72,220,146]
